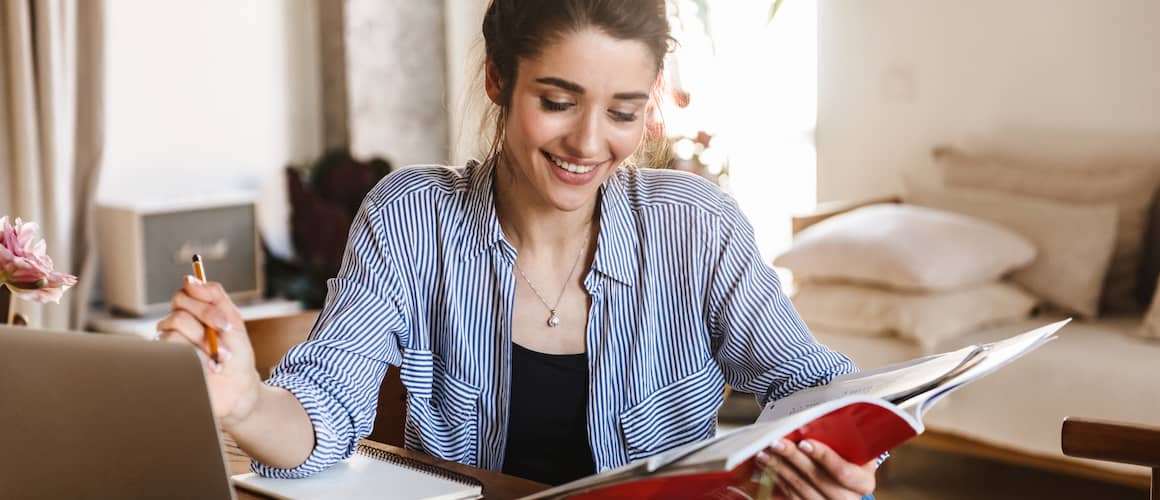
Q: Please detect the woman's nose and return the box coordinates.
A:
[563,110,603,158]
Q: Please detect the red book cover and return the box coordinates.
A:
[565,400,916,499]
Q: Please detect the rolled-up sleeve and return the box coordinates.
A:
[252,195,410,478]
[707,197,856,408]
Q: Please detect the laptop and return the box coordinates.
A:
[0,326,235,500]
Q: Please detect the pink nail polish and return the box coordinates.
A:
[755,450,770,465]
[798,440,814,453]
[771,440,785,452]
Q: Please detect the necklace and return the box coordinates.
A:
[514,225,591,328]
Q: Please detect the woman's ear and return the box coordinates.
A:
[484,58,503,104]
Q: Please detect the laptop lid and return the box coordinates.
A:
[0,326,235,500]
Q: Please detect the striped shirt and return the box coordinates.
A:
[253,158,858,478]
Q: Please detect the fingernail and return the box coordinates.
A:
[185,275,196,285]
[215,320,231,332]
[798,440,814,453]
[771,440,785,452]
[755,450,771,465]
[210,360,223,373]
[219,347,233,362]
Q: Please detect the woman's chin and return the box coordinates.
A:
[547,187,600,213]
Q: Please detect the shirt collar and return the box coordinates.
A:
[461,157,509,260]
[590,170,639,287]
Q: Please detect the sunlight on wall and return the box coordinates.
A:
[668,1,817,260]
[99,0,322,260]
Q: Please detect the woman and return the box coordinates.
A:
[158,0,879,497]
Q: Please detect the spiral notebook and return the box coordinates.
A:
[232,444,483,500]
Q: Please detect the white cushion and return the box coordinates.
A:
[905,187,1119,318]
[935,145,1160,312]
[774,204,1036,291]
[793,281,1039,350]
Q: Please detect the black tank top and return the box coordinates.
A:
[501,342,595,485]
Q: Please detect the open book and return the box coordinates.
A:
[525,319,1069,499]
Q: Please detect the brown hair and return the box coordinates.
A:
[479,0,673,164]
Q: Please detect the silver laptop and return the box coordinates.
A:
[0,326,235,499]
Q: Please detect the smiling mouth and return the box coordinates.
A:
[542,150,599,174]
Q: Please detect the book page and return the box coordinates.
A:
[756,345,979,423]
[911,318,1067,416]
[758,319,1069,423]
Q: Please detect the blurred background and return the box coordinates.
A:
[1,1,1158,498]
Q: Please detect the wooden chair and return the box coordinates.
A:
[244,311,407,447]
[1061,417,1160,499]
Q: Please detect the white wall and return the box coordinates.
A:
[444,0,489,166]
[99,0,322,258]
[817,0,1160,203]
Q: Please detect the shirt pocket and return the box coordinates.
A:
[619,359,725,463]
[399,348,483,465]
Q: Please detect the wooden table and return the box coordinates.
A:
[224,435,549,499]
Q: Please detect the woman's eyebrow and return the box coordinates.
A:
[536,77,584,93]
[535,77,649,101]
[612,91,648,101]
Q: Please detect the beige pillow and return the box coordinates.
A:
[905,187,1118,318]
[935,146,1160,313]
[1138,280,1160,340]
[792,281,1039,350]
[774,204,1036,291]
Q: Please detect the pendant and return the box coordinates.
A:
[547,310,560,328]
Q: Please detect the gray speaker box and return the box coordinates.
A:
[96,193,264,316]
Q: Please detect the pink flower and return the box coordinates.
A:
[0,216,78,304]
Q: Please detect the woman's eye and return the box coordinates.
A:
[608,110,638,123]
[540,97,572,112]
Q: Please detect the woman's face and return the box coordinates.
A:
[491,29,658,213]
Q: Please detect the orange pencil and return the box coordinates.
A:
[191,254,220,364]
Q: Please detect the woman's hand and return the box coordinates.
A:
[756,438,877,500]
[156,276,263,431]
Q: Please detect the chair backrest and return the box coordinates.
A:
[245,311,406,447]
[1062,417,1160,499]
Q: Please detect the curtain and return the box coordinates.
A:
[0,0,104,330]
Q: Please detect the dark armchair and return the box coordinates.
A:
[1061,417,1160,499]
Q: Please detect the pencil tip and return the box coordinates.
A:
[192,254,202,263]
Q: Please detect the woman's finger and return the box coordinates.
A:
[172,286,232,330]
[170,287,240,353]
[156,310,207,347]
[754,451,785,500]
[181,275,233,310]
[157,328,201,349]
[797,440,876,496]
[769,441,823,486]
[763,454,822,500]
[769,440,861,499]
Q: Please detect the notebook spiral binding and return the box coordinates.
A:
[357,444,484,490]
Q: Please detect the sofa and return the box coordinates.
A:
[770,136,1160,488]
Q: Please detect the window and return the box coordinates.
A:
[665,0,817,260]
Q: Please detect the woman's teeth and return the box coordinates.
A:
[546,152,597,174]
